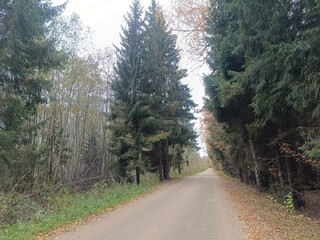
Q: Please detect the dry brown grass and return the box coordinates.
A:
[218,174,320,240]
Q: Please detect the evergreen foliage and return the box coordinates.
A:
[0,0,65,190]
[204,0,320,207]
[110,0,196,183]
[110,0,146,184]
[0,0,197,194]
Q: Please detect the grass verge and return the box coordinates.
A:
[0,159,208,240]
[0,180,159,240]
[0,161,208,240]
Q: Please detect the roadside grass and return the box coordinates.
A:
[0,161,207,240]
[218,173,320,240]
[0,178,160,240]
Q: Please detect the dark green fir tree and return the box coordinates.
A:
[142,0,196,180]
[0,0,65,190]
[110,0,146,184]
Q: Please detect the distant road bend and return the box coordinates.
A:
[50,169,247,240]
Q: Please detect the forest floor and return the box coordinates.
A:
[219,174,320,240]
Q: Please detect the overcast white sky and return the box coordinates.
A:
[53,0,205,105]
[53,0,171,47]
[52,0,208,154]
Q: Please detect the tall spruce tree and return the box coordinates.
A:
[110,0,146,184]
[0,0,64,190]
[111,0,196,183]
[143,0,196,180]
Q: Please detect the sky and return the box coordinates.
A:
[52,0,208,155]
[53,0,171,48]
[52,0,206,105]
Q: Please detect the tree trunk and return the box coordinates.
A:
[162,142,170,180]
[159,163,164,181]
[249,138,261,188]
[136,167,140,185]
[158,149,164,181]
[162,155,170,180]
[163,160,169,179]
[284,157,305,210]
[277,158,285,199]
[284,157,293,189]
[136,151,142,185]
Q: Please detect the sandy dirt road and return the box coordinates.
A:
[50,169,247,240]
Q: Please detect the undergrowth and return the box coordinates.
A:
[0,178,159,240]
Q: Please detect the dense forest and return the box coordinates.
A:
[0,0,197,195]
[203,0,320,208]
[2,0,320,234]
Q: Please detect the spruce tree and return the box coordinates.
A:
[204,0,320,206]
[111,0,196,182]
[142,0,196,180]
[110,0,146,184]
[0,0,65,190]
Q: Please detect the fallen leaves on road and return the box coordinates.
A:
[218,174,320,240]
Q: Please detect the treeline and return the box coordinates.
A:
[204,0,320,208]
[0,0,196,192]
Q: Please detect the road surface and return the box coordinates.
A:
[50,169,247,240]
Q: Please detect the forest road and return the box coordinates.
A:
[50,168,247,240]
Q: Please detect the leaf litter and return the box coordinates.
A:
[218,175,320,240]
